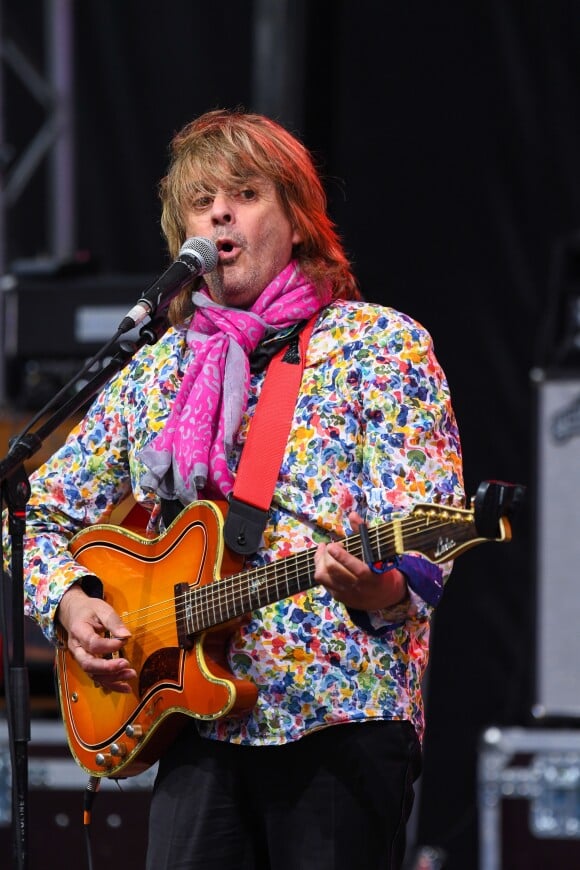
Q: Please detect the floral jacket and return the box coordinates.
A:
[18,299,463,745]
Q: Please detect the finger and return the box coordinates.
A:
[88,601,132,640]
[313,543,334,581]
[100,614,132,641]
[69,637,134,676]
[74,629,129,658]
[314,545,355,598]
[92,677,134,695]
[103,682,132,694]
[87,661,137,693]
[315,542,356,583]
[347,511,365,532]
[325,541,369,578]
[71,607,131,655]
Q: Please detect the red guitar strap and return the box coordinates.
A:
[223,315,317,555]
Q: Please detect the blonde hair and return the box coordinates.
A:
[160,109,360,322]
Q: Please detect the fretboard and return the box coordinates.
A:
[181,510,476,635]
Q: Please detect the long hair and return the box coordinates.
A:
[159,109,360,323]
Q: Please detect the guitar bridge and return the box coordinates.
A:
[174,582,194,650]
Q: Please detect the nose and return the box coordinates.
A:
[211,191,234,225]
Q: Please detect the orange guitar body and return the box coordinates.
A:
[56,500,256,778]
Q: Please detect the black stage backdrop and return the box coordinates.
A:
[5,3,580,868]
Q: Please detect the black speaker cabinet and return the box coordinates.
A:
[533,372,580,719]
[2,272,156,410]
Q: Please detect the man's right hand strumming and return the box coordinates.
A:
[56,584,136,693]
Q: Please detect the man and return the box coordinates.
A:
[19,109,463,868]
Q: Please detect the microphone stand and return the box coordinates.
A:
[0,314,168,869]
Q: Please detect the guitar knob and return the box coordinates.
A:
[95,752,113,768]
[125,724,145,740]
[110,742,128,757]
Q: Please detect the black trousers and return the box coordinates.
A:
[146,720,421,870]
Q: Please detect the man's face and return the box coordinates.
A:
[183,176,301,309]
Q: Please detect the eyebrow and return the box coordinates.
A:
[191,173,270,193]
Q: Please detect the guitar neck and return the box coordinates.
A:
[183,509,477,635]
[186,545,320,634]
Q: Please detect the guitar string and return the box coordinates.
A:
[114,512,472,644]
[119,512,470,641]
[119,514,395,634]
[180,511,468,630]
[179,508,472,623]
[121,511,470,641]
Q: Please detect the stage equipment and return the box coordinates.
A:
[479,727,580,870]
[2,271,156,410]
[532,371,580,720]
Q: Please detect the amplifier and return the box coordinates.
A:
[2,272,157,358]
[2,272,156,410]
[533,373,580,718]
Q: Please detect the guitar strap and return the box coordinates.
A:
[223,314,318,555]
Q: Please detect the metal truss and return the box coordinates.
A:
[0,0,75,276]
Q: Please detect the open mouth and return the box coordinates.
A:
[215,239,240,262]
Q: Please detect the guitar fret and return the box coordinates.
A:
[219,584,227,623]
[371,523,384,560]
[281,558,291,599]
[186,549,319,635]
[211,579,219,626]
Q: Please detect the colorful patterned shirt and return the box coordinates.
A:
[19,299,463,745]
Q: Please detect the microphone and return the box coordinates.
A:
[117,236,218,333]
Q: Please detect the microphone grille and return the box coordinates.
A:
[180,236,218,272]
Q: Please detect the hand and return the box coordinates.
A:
[313,512,408,611]
[56,584,137,693]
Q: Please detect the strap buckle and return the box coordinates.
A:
[223,496,269,555]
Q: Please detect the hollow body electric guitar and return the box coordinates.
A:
[56,481,523,778]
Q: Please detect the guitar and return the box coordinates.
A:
[56,480,523,778]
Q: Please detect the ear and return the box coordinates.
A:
[291,227,302,245]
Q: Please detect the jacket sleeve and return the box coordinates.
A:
[355,308,464,626]
[5,370,135,643]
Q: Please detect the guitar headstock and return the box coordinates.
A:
[472,480,526,538]
[399,481,526,563]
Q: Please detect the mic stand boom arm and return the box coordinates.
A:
[0,314,168,870]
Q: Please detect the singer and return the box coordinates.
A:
[10,109,463,869]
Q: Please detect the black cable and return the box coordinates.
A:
[83,775,101,870]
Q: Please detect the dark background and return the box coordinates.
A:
[3,2,580,867]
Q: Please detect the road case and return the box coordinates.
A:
[478,726,580,870]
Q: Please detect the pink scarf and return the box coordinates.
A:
[140,261,329,505]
